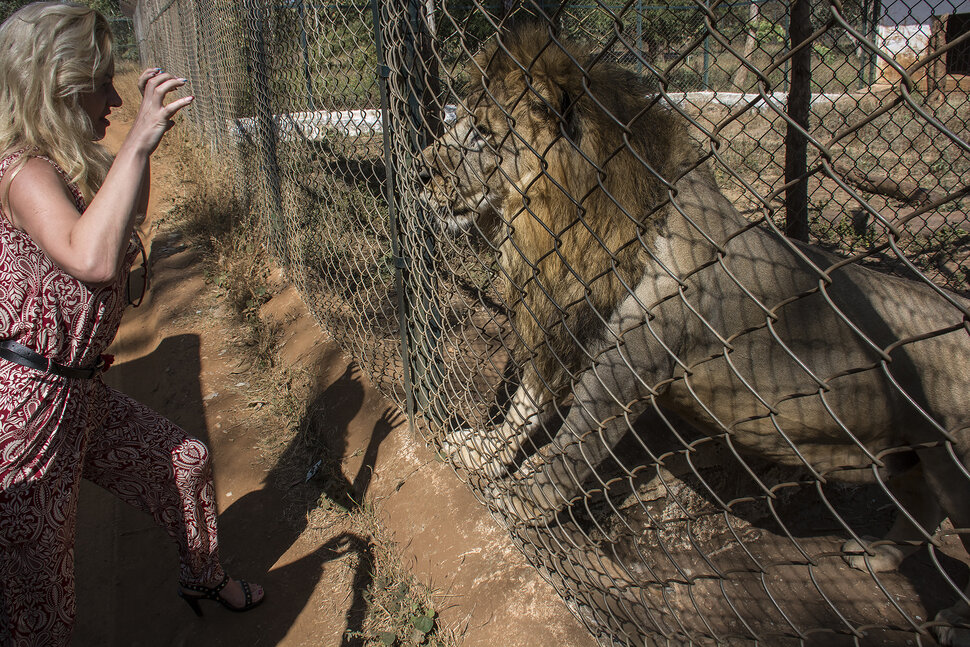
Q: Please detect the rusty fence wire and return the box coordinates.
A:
[134,0,970,645]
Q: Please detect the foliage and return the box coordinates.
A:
[80,0,121,17]
[0,0,35,23]
[754,17,785,44]
[0,1,135,59]
[345,566,448,647]
[258,4,379,113]
[0,0,122,21]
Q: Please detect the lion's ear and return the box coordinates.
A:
[525,45,584,140]
[528,77,581,142]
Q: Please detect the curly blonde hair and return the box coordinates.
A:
[0,2,115,203]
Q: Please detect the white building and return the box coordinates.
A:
[876,0,970,90]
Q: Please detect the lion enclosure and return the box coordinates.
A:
[135,0,970,645]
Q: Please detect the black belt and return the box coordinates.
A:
[0,340,104,379]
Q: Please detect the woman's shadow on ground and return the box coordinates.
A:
[214,359,403,646]
[76,334,401,646]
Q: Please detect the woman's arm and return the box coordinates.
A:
[6,157,137,283]
[133,159,150,227]
[7,71,191,284]
[133,69,156,227]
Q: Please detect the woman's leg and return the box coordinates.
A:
[0,478,82,647]
[0,376,89,647]
[80,385,224,586]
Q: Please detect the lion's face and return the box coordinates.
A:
[420,101,548,236]
[417,25,690,396]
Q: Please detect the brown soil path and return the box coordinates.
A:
[69,77,595,647]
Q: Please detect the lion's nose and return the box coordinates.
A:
[417,167,433,184]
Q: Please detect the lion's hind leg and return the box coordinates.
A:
[442,380,558,478]
[841,448,970,646]
[842,459,944,573]
[920,447,970,647]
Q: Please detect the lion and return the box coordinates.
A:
[420,24,970,645]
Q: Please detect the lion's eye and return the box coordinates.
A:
[468,125,492,149]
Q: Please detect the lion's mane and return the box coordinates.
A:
[467,25,698,396]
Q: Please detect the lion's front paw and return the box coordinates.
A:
[441,429,517,478]
[490,480,565,526]
[841,537,906,572]
[934,603,970,647]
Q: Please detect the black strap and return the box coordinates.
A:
[127,231,149,308]
[0,340,102,379]
[180,574,229,600]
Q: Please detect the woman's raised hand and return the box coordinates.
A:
[137,67,162,97]
[125,69,193,156]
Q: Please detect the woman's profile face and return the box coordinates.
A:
[78,70,123,141]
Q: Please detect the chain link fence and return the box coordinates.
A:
[134,0,970,644]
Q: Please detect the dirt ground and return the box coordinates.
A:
[68,82,595,646]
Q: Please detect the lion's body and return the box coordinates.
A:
[421,24,970,645]
[613,169,969,473]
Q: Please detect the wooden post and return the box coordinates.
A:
[732,0,760,90]
[928,14,948,103]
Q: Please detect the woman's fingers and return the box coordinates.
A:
[163,95,195,120]
[139,74,191,114]
[162,96,194,132]
[142,73,182,99]
[141,71,183,100]
[126,70,194,151]
[137,67,162,95]
[152,77,188,98]
[139,68,170,97]
[142,77,189,120]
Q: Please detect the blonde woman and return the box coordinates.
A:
[0,3,263,644]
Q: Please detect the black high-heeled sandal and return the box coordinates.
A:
[178,574,264,616]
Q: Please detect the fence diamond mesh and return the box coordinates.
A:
[134,0,970,645]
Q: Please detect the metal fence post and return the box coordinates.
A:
[636,0,643,73]
[297,0,315,111]
[703,32,711,90]
[244,0,286,259]
[370,0,419,433]
[785,0,811,242]
[399,0,447,428]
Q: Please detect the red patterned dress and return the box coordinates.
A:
[0,150,224,646]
